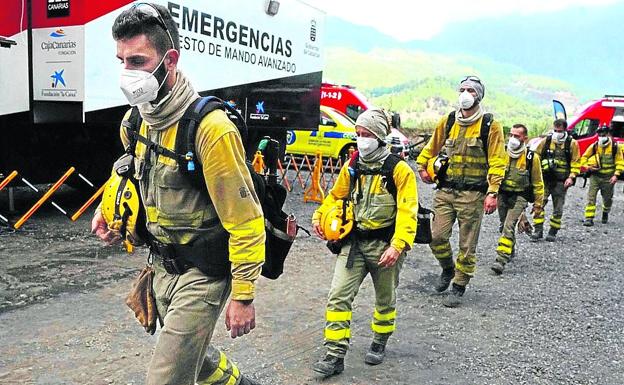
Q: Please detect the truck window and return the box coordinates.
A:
[573,118,599,138]
[320,111,337,127]
[346,104,362,121]
[611,109,624,138]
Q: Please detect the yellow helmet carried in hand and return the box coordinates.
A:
[320,199,354,241]
[426,154,450,183]
[101,172,145,247]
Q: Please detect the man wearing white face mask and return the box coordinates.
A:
[580,124,624,226]
[311,108,417,375]
[416,76,506,307]
[490,124,544,275]
[531,119,581,241]
[91,4,264,385]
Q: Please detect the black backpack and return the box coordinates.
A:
[524,150,536,203]
[444,111,493,158]
[123,96,295,280]
[541,134,572,166]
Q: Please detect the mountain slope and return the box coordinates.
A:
[324,47,578,135]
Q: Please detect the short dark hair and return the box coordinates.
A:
[512,123,528,136]
[112,3,179,55]
[553,118,568,130]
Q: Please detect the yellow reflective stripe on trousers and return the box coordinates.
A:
[496,244,513,254]
[231,364,240,382]
[533,217,545,224]
[204,351,229,383]
[371,322,396,334]
[326,310,352,322]
[550,218,562,229]
[498,237,513,247]
[497,237,513,254]
[325,328,351,341]
[374,309,396,321]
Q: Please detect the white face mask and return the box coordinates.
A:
[598,136,609,146]
[458,91,475,110]
[507,137,523,151]
[552,131,567,142]
[119,53,170,106]
[356,137,379,157]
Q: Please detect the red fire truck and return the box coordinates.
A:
[553,96,624,154]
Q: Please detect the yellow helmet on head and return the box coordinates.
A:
[320,199,354,241]
[101,172,145,246]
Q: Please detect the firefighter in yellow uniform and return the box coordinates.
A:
[417,76,506,307]
[92,4,263,385]
[531,119,581,241]
[311,108,418,376]
[490,124,544,275]
[581,124,624,226]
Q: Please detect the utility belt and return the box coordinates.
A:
[326,224,395,268]
[353,225,395,242]
[148,233,230,278]
[438,180,488,193]
[499,188,533,204]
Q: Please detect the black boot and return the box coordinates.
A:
[435,268,455,292]
[312,354,344,376]
[530,229,543,242]
[602,212,609,224]
[239,375,262,385]
[583,218,594,227]
[443,283,466,308]
[364,342,386,365]
[545,228,557,242]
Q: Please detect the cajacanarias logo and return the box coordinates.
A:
[49,28,66,38]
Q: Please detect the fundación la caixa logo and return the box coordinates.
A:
[50,69,66,88]
[47,0,70,18]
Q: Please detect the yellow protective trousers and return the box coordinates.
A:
[584,175,615,219]
[533,180,567,232]
[429,189,486,286]
[324,238,405,358]
[496,194,528,265]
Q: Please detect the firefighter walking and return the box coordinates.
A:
[531,119,581,241]
[416,76,506,307]
[581,124,624,226]
[491,124,544,275]
[311,108,418,376]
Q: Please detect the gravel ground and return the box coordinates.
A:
[0,171,622,385]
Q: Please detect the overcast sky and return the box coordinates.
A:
[310,0,623,40]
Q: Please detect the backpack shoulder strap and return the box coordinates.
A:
[612,140,617,161]
[565,135,572,164]
[121,107,142,154]
[526,149,534,174]
[381,153,403,199]
[542,135,552,159]
[444,111,456,139]
[480,113,493,156]
[175,96,225,171]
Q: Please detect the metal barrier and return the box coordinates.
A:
[0,168,105,229]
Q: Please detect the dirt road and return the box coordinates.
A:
[0,181,622,385]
